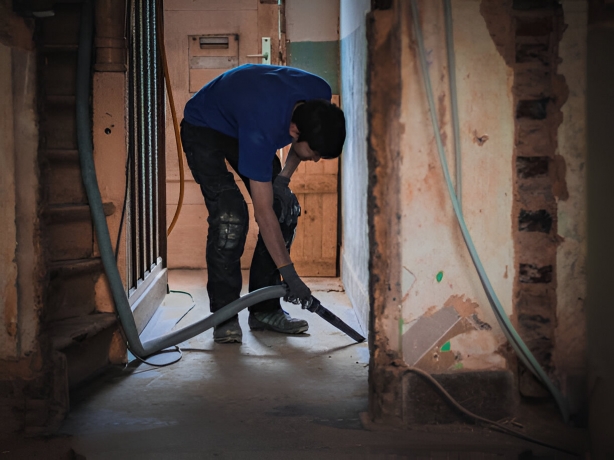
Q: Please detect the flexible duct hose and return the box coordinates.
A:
[76,0,284,358]
[410,0,569,421]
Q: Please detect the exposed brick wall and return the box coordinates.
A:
[366,3,405,422]
[481,0,569,398]
[512,1,568,396]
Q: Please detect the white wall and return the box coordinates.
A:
[340,0,371,334]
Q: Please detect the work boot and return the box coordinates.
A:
[213,315,242,343]
[248,309,309,334]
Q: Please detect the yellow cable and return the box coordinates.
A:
[156,0,184,237]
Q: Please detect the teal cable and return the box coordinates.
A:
[443,0,462,207]
[409,0,569,422]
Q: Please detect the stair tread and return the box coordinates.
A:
[42,44,78,51]
[50,257,101,268]
[45,95,76,104]
[43,148,79,153]
[44,149,79,162]
[45,203,116,222]
[47,313,117,350]
[50,257,102,274]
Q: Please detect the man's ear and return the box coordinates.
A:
[289,122,300,140]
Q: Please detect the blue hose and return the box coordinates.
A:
[410,0,569,422]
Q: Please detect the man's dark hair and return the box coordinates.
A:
[291,99,346,159]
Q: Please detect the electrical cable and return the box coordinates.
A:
[170,290,197,326]
[125,291,194,367]
[409,0,570,422]
[132,346,183,367]
[169,289,195,301]
[443,0,462,207]
[155,0,185,237]
[406,368,580,457]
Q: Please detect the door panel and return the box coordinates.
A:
[164,1,340,277]
[164,1,261,269]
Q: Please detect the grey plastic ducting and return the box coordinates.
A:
[140,285,287,351]
[76,0,285,358]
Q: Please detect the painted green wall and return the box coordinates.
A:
[287,41,340,94]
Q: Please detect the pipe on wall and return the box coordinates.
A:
[95,0,127,71]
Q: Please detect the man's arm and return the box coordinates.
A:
[251,178,311,303]
[250,179,292,268]
[278,145,301,179]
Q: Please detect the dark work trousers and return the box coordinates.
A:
[180,119,297,313]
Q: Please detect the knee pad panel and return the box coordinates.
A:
[215,189,248,250]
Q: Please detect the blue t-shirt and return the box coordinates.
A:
[184,64,332,182]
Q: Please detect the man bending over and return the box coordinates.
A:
[181,64,346,343]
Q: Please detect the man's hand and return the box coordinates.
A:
[272,175,301,226]
[279,263,312,307]
[250,179,292,269]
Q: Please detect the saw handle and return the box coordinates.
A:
[304,296,366,343]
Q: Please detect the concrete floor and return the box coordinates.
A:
[2,270,587,459]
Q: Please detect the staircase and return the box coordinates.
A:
[38,1,120,389]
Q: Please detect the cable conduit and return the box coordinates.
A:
[443,0,462,207]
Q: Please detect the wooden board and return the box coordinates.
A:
[282,94,341,277]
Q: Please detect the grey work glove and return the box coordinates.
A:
[272,175,301,226]
[279,263,312,307]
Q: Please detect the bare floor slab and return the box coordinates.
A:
[23,270,584,459]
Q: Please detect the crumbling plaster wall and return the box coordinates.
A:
[367,0,587,422]
[340,0,370,335]
[399,0,514,374]
[92,71,129,313]
[478,0,587,402]
[367,1,405,422]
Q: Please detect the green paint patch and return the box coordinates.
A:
[287,41,340,94]
[454,362,464,370]
[440,341,451,352]
[436,271,444,283]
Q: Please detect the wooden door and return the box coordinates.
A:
[282,96,340,277]
[164,0,339,277]
[164,0,279,270]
